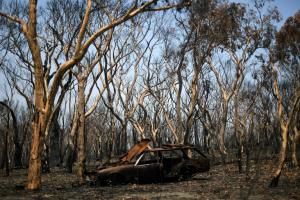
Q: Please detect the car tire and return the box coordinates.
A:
[111,173,126,184]
[180,166,194,180]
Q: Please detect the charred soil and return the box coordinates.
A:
[0,160,299,200]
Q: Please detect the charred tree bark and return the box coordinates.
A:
[50,118,61,167]
[120,122,128,153]
[245,112,254,180]
[110,114,116,158]
[194,121,200,147]
[65,111,78,173]
[13,128,22,169]
[234,94,243,173]
[5,114,10,176]
[203,127,209,153]
[41,141,50,173]
[42,110,61,172]
[0,101,22,168]
[41,125,51,174]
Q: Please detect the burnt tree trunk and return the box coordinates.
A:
[5,113,10,176]
[0,101,22,168]
[41,141,50,173]
[120,122,128,154]
[234,95,243,173]
[65,111,79,173]
[50,118,61,167]
[194,121,200,147]
[110,114,116,159]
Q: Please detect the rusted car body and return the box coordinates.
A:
[87,139,210,185]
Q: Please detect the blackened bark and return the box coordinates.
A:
[41,141,50,173]
[0,101,22,168]
[65,111,79,173]
[50,114,61,167]
[5,118,9,176]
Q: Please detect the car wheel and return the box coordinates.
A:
[180,166,194,180]
[111,173,126,184]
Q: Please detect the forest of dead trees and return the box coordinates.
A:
[0,0,299,191]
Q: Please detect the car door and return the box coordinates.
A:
[133,152,163,183]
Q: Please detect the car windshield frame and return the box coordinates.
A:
[133,146,207,166]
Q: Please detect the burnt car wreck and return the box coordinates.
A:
[86,139,210,185]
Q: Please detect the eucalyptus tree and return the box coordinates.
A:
[159,18,192,144]
[202,0,279,162]
[71,28,114,181]
[0,0,75,172]
[0,100,21,169]
[275,10,300,168]
[269,10,300,187]
[0,0,192,190]
[145,63,181,143]
[103,15,158,153]
[0,78,22,169]
[0,75,21,171]
[0,101,10,175]
[181,0,219,145]
[127,16,170,146]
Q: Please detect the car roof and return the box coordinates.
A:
[119,139,207,163]
[145,146,196,152]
